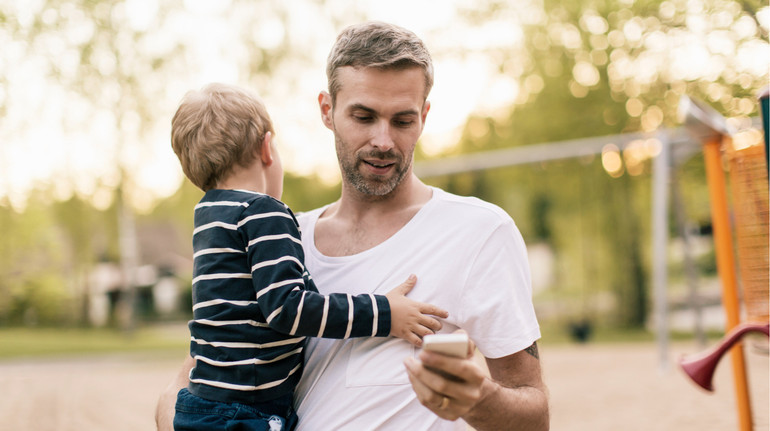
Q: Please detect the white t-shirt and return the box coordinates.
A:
[294,187,541,431]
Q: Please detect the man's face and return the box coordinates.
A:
[320,66,430,197]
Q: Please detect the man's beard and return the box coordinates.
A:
[335,135,412,197]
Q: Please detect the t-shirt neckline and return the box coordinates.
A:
[306,187,442,263]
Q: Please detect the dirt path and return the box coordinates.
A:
[0,352,181,431]
[543,341,768,430]
[0,342,766,430]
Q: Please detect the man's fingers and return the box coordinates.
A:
[419,350,485,388]
[405,358,434,400]
[405,358,443,400]
[404,358,465,420]
[466,336,476,357]
[405,346,485,422]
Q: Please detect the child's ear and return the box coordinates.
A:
[259,131,273,166]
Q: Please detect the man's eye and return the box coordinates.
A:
[354,115,373,122]
[395,120,414,127]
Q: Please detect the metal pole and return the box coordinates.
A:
[117,188,139,334]
[671,173,706,347]
[758,87,768,176]
[651,135,670,372]
[702,136,753,431]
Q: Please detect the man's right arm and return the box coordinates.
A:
[405,341,548,430]
[155,354,193,431]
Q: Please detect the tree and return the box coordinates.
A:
[431,0,768,328]
[0,0,356,326]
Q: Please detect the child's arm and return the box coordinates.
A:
[243,199,447,345]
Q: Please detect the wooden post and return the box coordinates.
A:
[701,136,753,431]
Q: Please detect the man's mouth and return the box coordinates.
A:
[363,160,394,169]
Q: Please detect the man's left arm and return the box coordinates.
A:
[405,340,548,431]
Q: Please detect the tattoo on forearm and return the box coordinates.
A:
[524,342,539,359]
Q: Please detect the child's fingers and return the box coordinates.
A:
[388,274,418,296]
[417,315,442,333]
[411,324,437,340]
[404,331,423,347]
[419,303,448,319]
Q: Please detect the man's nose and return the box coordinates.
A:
[370,121,395,151]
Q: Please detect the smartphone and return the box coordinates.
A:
[422,333,469,358]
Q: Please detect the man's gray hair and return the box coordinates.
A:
[326,21,434,103]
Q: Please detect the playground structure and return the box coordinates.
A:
[677,93,769,431]
[680,322,769,392]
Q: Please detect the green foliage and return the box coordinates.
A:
[0,186,127,325]
[281,172,342,213]
[9,274,75,325]
[1,0,762,330]
[0,326,188,359]
[146,180,203,238]
[428,69,656,328]
[0,173,340,326]
[430,0,767,329]
[0,193,67,324]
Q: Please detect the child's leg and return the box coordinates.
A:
[173,388,237,431]
[226,411,288,431]
[225,393,297,431]
[174,388,296,431]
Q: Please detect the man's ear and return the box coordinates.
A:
[421,100,431,126]
[259,131,273,166]
[318,91,334,130]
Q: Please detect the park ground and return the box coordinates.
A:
[0,325,767,431]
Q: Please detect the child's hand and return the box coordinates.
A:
[385,275,449,347]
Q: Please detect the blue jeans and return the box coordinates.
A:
[174,388,297,431]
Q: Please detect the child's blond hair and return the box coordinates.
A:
[171,83,274,191]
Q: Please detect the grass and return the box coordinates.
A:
[538,319,726,346]
[0,323,189,360]
[0,320,724,360]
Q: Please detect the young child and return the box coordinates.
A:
[170,83,447,431]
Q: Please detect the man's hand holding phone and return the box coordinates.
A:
[422,333,469,357]
[421,333,469,381]
[405,330,486,421]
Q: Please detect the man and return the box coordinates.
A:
[157,21,548,430]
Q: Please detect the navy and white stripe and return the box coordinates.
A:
[187,189,391,405]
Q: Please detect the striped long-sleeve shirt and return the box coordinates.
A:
[187,189,392,404]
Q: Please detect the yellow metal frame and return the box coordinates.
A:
[702,136,753,431]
